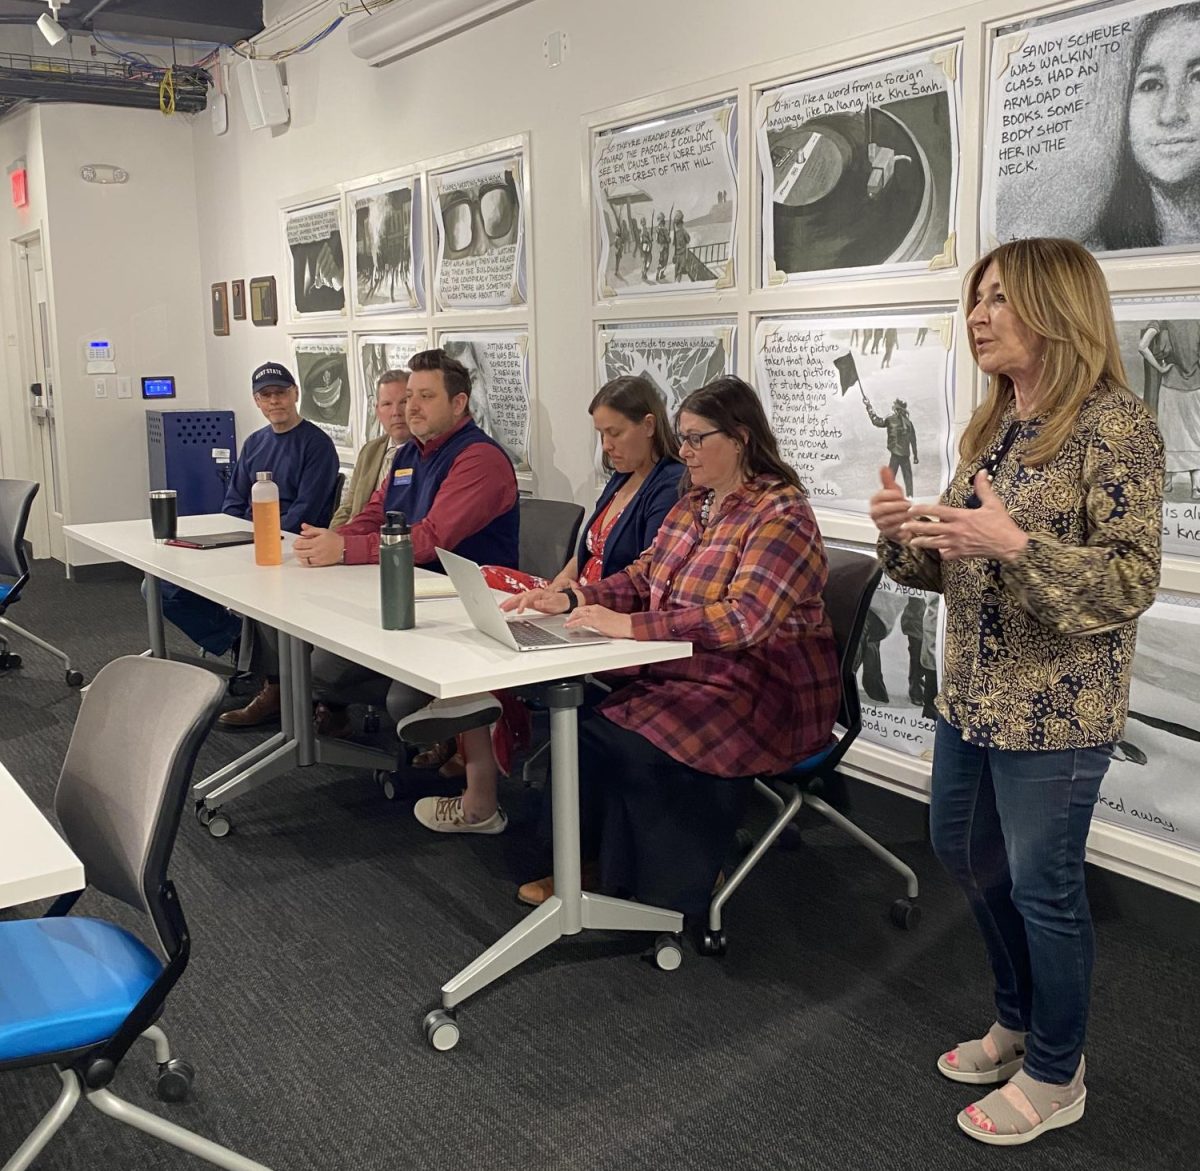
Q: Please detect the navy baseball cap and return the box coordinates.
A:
[251,362,296,394]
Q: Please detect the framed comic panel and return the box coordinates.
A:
[292,335,354,458]
[757,42,961,285]
[355,331,430,444]
[591,96,738,300]
[348,174,425,315]
[283,198,346,321]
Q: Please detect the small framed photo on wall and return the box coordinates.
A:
[250,275,278,327]
[211,282,229,336]
[231,279,246,320]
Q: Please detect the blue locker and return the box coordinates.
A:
[146,410,237,516]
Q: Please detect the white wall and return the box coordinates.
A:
[36,104,209,563]
[193,0,965,501]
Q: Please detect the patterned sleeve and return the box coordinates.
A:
[630,510,822,649]
[579,547,653,612]
[1000,402,1164,635]
[877,535,944,594]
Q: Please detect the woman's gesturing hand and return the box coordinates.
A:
[901,472,1030,563]
[499,587,571,615]
[869,466,913,542]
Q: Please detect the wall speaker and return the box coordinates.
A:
[237,58,289,131]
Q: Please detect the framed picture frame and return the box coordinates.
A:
[249,275,278,327]
[231,278,246,320]
[211,282,229,336]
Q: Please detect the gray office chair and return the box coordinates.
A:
[0,478,83,687]
[700,548,921,955]
[518,497,585,581]
[0,655,272,1171]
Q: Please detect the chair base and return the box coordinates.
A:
[0,616,82,686]
[707,776,920,938]
[3,1028,272,1171]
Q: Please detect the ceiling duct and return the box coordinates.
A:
[348,0,535,68]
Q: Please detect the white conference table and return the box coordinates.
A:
[65,514,693,1048]
[0,758,84,911]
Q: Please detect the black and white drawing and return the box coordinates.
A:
[293,336,353,455]
[285,201,345,318]
[597,320,735,415]
[984,1,1200,255]
[356,332,427,443]
[350,176,423,314]
[432,152,526,310]
[1095,592,1200,853]
[438,330,530,472]
[1114,297,1200,557]
[847,564,941,760]
[592,98,738,299]
[754,314,954,515]
[758,44,961,283]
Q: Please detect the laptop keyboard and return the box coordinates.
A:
[508,620,570,648]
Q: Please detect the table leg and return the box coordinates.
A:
[439,679,682,1012]
[144,574,166,659]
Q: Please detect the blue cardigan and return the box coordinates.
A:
[579,456,685,579]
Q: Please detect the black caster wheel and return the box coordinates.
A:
[65,669,84,688]
[778,822,804,851]
[207,812,232,839]
[0,653,21,669]
[375,770,400,801]
[363,711,381,734]
[423,1008,460,1051]
[653,933,683,972]
[699,930,727,957]
[155,1058,194,1103]
[195,802,213,827]
[890,898,921,931]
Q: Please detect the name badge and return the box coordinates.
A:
[392,467,413,485]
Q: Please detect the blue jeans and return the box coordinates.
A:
[929,718,1112,1084]
[142,579,241,656]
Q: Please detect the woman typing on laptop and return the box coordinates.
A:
[503,376,840,919]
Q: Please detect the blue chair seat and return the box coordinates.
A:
[0,918,162,1062]
[0,581,12,603]
[784,740,836,776]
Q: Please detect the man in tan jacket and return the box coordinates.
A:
[329,369,411,528]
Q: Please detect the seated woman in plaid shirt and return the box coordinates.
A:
[504,375,841,918]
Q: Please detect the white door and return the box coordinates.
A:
[17,236,65,563]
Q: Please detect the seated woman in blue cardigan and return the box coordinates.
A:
[485,374,684,595]
[409,376,683,818]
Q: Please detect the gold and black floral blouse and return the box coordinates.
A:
[879,382,1164,751]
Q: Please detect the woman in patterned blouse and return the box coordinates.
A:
[871,238,1164,1147]
[505,375,840,918]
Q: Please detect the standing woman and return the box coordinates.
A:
[870,238,1164,1145]
[506,376,840,918]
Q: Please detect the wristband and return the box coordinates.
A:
[559,587,578,614]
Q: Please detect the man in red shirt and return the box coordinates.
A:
[294,349,519,834]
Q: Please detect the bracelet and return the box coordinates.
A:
[559,587,578,614]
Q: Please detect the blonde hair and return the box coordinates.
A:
[961,238,1129,467]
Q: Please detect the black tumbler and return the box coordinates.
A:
[150,490,177,543]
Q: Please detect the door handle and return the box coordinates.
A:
[30,382,42,398]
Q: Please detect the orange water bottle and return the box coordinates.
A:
[252,471,282,566]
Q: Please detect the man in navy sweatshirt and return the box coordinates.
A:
[160,362,338,724]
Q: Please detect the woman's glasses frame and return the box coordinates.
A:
[675,428,723,450]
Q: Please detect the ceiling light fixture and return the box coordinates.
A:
[37,1,70,47]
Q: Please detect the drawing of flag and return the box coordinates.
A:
[833,352,860,395]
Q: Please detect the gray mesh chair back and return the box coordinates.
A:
[54,656,224,938]
[327,471,346,524]
[0,478,37,584]
[823,547,884,745]
[518,497,585,581]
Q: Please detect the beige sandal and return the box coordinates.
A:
[958,1057,1086,1146]
[937,1022,1026,1084]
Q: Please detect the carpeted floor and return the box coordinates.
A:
[2,559,1198,1170]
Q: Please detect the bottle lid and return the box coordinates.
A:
[382,511,409,536]
[256,471,273,482]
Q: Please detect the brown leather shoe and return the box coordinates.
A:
[218,682,281,727]
[314,702,353,740]
[517,863,599,907]
[412,739,456,769]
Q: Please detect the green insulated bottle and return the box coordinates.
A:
[380,511,415,630]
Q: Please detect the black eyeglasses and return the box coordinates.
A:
[675,429,723,450]
[966,421,1021,508]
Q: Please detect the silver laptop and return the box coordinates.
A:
[436,548,612,652]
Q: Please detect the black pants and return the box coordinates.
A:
[545,710,753,920]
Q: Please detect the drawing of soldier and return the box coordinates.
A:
[654,212,670,281]
[862,394,919,496]
[612,215,626,275]
[881,327,899,368]
[639,217,652,279]
[671,209,691,282]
